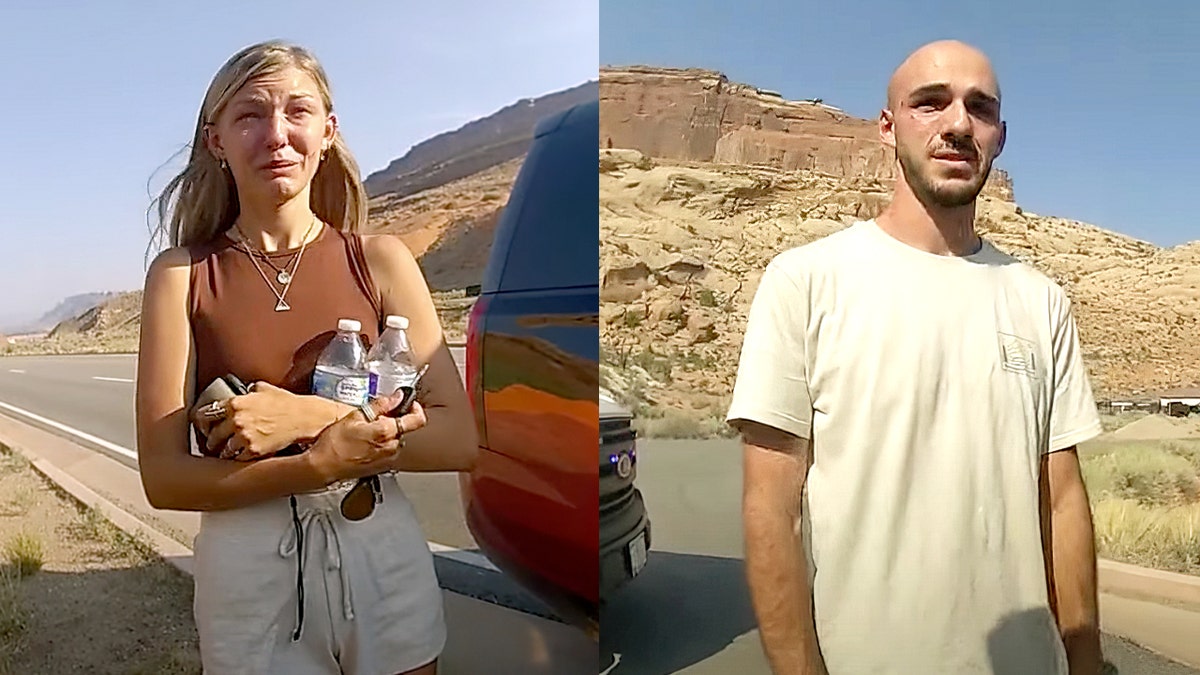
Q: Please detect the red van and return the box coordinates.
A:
[459,98,652,637]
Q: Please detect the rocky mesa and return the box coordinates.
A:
[598,66,1200,434]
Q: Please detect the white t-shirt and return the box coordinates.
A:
[727,219,1102,675]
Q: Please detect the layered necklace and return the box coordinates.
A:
[231,215,319,312]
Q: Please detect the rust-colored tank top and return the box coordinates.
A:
[188,224,383,399]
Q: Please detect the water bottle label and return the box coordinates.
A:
[373,372,406,398]
[313,370,371,406]
[368,372,379,398]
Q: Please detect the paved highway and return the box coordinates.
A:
[600,438,1200,675]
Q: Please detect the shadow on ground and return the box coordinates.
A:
[0,564,200,675]
[600,550,757,675]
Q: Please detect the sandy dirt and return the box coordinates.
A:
[0,448,200,675]
[1108,415,1200,441]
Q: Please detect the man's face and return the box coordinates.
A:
[882,48,1006,208]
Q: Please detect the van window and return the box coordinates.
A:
[490,104,598,293]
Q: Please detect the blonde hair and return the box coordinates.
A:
[148,40,369,253]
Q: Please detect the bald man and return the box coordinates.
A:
[727,41,1104,674]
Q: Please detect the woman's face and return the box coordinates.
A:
[206,66,336,207]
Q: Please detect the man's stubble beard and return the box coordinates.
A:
[896,143,993,208]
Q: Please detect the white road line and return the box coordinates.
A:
[0,398,497,570]
[92,376,134,383]
[0,399,138,461]
[430,542,500,572]
[8,369,25,374]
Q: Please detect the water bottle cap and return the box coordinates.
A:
[338,319,362,333]
[385,315,409,330]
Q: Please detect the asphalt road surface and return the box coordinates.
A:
[599,438,1200,675]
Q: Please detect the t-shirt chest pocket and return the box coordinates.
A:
[990,330,1050,412]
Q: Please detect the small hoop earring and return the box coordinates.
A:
[219,158,228,170]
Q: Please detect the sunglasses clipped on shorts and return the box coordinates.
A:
[340,474,384,521]
[339,368,425,521]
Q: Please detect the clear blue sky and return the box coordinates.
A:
[602,0,1199,249]
[0,0,596,328]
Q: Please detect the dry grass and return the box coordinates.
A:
[633,406,735,439]
[1091,500,1200,575]
[2,532,44,578]
[1081,442,1200,506]
[0,568,28,675]
[0,452,28,475]
[602,348,736,439]
[432,290,473,343]
[1099,410,1150,433]
[62,504,153,563]
[0,486,36,518]
[1080,439,1200,574]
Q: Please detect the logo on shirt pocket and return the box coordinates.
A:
[997,332,1040,379]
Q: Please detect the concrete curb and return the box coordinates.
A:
[1099,558,1200,607]
[8,443,196,577]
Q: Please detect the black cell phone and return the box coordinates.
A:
[224,374,250,395]
[387,364,429,417]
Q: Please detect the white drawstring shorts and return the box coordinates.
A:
[192,476,446,675]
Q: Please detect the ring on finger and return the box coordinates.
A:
[359,401,378,423]
[202,401,227,420]
[394,417,407,449]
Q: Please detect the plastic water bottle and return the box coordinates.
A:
[367,315,418,399]
[312,318,371,405]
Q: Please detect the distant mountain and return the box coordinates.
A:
[363,80,598,200]
[3,292,121,334]
[3,291,141,356]
[365,80,599,291]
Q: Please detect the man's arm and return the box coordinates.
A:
[740,421,827,675]
[1039,447,1103,675]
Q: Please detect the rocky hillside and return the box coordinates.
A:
[4,291,141,355]
[2,292,120,335]
[599,150,1200,433]
[364,81,598,198]
[366,158,521,290]
[363,80,597,291]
